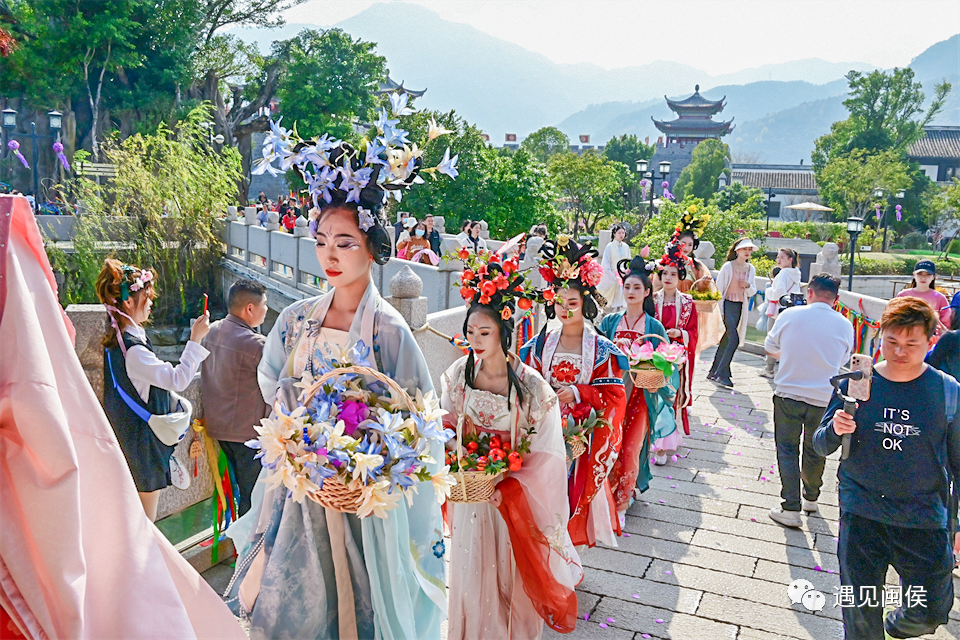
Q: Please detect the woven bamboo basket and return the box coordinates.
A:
[693,299,719,313]
[299,366,419,513]
[567,438,587,461]
[629,333,669,391]
[449,469,501,503]
[448,389,506,504]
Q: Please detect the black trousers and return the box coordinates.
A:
[838,512,954,639]
[773,395,827,511]
[219,439,261,517]
[709,299,742,382]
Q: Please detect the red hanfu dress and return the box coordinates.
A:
[655,290,698,436]
[520,324,627,548]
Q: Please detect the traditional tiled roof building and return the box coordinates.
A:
[652,85,735,145]
[908,126,960,183]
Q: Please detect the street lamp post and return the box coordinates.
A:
[846,216,864,292]
[876,189,905,252]
[636,159,670,216]
[2,109,63,212]
[765,187,777,232]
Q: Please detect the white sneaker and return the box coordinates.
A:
[801,498,818,513]
[654,451,668,466]
[758,369,775,379]
[769,507,802,528]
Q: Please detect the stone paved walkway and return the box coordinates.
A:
[202,347,960,639]
[545,347,960,640]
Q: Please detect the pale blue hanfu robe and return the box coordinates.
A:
[225,281,446,640]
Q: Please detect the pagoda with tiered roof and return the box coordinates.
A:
[652,85,734,145]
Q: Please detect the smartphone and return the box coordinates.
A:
[847,354,872,401]
[202,293,208,315]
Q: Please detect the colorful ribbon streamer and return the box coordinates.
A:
[517,308,534,353]
[192,419,239,562]
[834,299,881,357]
[449,333,471,354]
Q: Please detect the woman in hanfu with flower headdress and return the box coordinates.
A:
[520,236,628,549]
[442,246,582,639]
[597,257,673,515]
[666,205,722,355]
[224,97,458,640]
[652,244,699,463]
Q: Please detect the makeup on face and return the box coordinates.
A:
[315,208,373,287]
[557,288,583,322]
[466,312,500,360]
[623,276,647,304]
[660,266,679,289]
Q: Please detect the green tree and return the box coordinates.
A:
[548,151,623,236]
[480,147,563,238]
[638,196,765,257]
[392,109,490,231]
[812,68,953,171]
[816,148,912,221]
[521,126,570,163]
[673,139,730,201]
[273,28,386,142]
[56,105,244,324]
[710,181,766,216]
[603,134,654,171]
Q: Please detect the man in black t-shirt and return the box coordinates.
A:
[814,297,960,639]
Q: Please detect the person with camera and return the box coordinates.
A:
[814,297,960,640]
[764,274,853,528]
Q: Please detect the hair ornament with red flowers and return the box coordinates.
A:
[656,242,688,281]
[535,234,606,321]
[449,241,537,320]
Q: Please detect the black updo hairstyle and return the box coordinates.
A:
[539,237,604,322]
[294,141,413,266]
[617,256,656,318]
[658,242,688,281]
[462,263,527,408]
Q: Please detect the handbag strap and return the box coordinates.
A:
[105,348,155,423]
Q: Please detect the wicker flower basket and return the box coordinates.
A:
[693,299,719,313]
[449,469,501,503]
[448,390,505,504]
[566,438,587,462]
[299,365,419,513]
[629,334,669,391]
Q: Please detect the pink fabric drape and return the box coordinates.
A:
[0,195,245,640]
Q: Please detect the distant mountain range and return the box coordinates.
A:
[229,3,960,164]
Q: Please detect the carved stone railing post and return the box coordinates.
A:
[384,265,427,329]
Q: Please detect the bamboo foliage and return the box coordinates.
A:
[54,104,243,324]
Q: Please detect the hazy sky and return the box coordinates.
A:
[282,0,960,75]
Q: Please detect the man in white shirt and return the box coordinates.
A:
[764,274,854,528]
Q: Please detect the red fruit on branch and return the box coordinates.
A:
[458,247,470,260]
[517,297,532,310]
